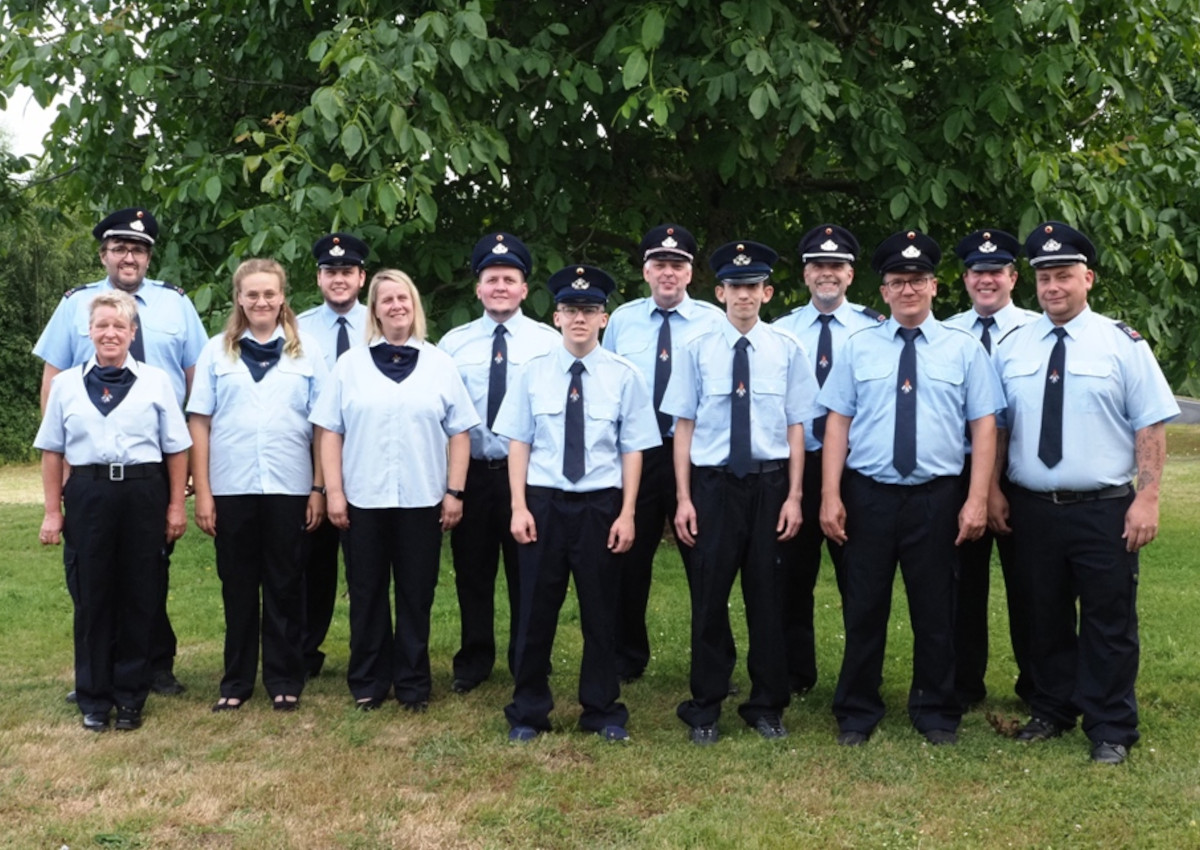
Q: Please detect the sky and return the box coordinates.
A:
[0,87,58,161]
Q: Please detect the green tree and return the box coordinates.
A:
[2,0,1198,380]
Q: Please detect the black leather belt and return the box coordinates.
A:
[526,485,619,502]
[72,462,163,482]
[1017,483,1132,505]
[703,460,786,475]
[471,458,508,470]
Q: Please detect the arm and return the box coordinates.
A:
[440,431,470,530]
[608,451,641,553]
[957,414,995,545]
[987,428,1012,535]
[319,427,350,529]
[1124,421,1166,552]
[819,411,851,544]
[776,422,805,541]
[39,450,66,545]
[508,440,537,544]
[304,430,326,532]
[187,413,217,536]
[164,450,189,542]
[672,418,698,546]
[40,363,62,414]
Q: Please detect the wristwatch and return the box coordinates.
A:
[311,485,326,495]
[446,488,465,499]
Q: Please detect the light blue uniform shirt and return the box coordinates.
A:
[33,277,208,407]
[660,318,820,467]
[35,356,192,465]
[773,300,883,451]
[602,293,726,437]
[309,339,479,509]
[492,344,661,492]
[437,310,561,461]
[818,316,1004,484]
[994,307,1179,491]
[296,301,368,372]
[943,301,1039,454]
[186,328,329,496]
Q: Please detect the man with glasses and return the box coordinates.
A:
[494,265,660,743]
[34,207,208,699]
[817,229,1002,747]
[944,229,1039,710]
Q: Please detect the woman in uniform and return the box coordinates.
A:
[188,258,328,713]
[36,290,191,732]
[310,269,478,711]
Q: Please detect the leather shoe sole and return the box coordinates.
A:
[689,724,719,746]
[1091,741,1128,764]
[836,730,869,747]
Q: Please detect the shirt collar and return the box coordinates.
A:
[239,326,285,343]
[84,354,141,375]
[482,310,528,335]
[554,343,602,372]
[719,317,765,349]
[1031,305,1092,341]
[319,301,362,329]
[645,293,700,320]
[885,314,943,342]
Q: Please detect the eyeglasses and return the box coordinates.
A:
[883,276,934,293]
[557,305,604,316]
[107,244,150,258]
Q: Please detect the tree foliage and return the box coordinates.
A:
[2,0,1199,382]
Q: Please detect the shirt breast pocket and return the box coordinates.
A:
[1067,359,1117,412]
[455,352,491,399]
[277,358,317,411]
[531,391,566,417]
[924,361,964,403]
[751,376,787,435]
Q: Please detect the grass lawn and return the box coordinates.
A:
[2,427,1200,848]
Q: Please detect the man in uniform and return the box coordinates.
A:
[818,229,1002,747]
[990,222,1178,764]
[438,233,560,694]
[494,264,660,743]
[663,240,818,745]
[772,224,882,696]
[34,207,207,698]
[296,232,370,679]
[601,224,727,684]
[944,228,1039,709]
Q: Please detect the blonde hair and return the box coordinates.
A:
[89,290,139,327]
[223,258,303,359]
[365,268,427,343]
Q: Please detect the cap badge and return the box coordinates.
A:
[901,245,922,259]
[130,219,145,232]
[979,241,997,253]
[661,236,678,249]
[732,253,751,266]
[1043,239,1062,252]
[329,245,346,257]
[571,277,590,289]
[491,243,509,255]
[819,239,839,251]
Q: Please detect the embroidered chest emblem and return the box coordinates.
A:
[735,382,747,398]
[569,387,581,403]
[1049,370,1060,384]
[494,350,504,364]
[101,387,113,403]
[901,379,913,394]
[819,355,830,369]
[659,348,669,362]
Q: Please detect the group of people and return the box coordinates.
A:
[34,206,1178,766]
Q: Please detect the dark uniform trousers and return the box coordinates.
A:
[954,458,1031,706]
[300,518,344,678]
[63,466,167,715]
[677,465,789,729]
[779,449,845,693]
[505,487,627,733]
[344,505,442,704]
[450,458,520,685]
[213,494,308,699]
[616,441,737,680]
[833,471,962,735]
[1007,485,1140,747]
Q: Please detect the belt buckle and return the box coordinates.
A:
[108,462,125,482]
[1050,490,1074,505]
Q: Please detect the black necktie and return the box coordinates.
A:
[369,343,420,383]
[129,304,145,362]
[730,337,752,478]
[564,360,586,483]
[893,327,921,477]
[653,308,674,436]
[978,316,996,354]
[487,323,508,429]
[336,316,350,358]
[85,365,137,415]
[812,314,835,442]
[239,337,284,383]
[1038,327,1068,468]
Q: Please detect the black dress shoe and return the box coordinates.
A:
[1015,716,1065,742]
[689,724,719,746]
[114,707,142,731]
[753,715,788,740]
[451,678,478,694]
[1091,741,1128,764]
[150,671,186,695]
[66,690,78,704]
[924,728,958,746]
[836,730,869,747]
[400,700,429,713]
[355,698,384,712]
[81,712,109,733]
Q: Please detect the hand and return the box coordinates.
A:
[820,495,847,544]
[607,512,635,554]
[304,491,326,532]
[673,499,698,547]
[987,487,1011,535]
[327,491,350,530]
[440,493,463,531]
[955,494,987,545]
[194,492,217,537]
[166,502,188,543]
[1123,491,1160,552]
[39,512,63,546]
[510,507,537,544]
[776,495,803,542]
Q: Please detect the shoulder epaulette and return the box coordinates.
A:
[855,305,885,322]
[1114,321,1144,342]
[63,285,87,298]
[996,326,1021,346]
